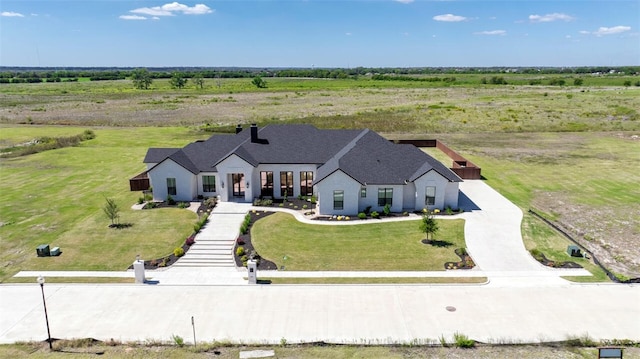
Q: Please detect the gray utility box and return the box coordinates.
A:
[567,245,583,257]
[50,247,61,256]
[36,244,50,257]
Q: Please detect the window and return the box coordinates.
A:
[378,188,393,206]
[280,171,293,197]
[202,176,216,192]
[166,178,177,196]
[260,171,273,197]
[360,187,367,198]
[333,190,344,210]
[300,171,314,196]
[425,186,436,206]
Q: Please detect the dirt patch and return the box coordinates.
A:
[533,191,640,277]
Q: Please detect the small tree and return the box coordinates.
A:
[192,73,205,89]
[419,210,439,241]
[131,68,152,89]
[251,76,267,88]
[103,197,120,226]
[169,72,187,89]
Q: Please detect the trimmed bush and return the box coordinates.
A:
[371,211,380,218]
[236,246,245,257]
[383,204,391,215]
[173,247,185,257]
[167,195,176,205]
[358,212,367,219]
[137,197,144,205]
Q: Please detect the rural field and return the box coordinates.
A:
[0,74,639,281]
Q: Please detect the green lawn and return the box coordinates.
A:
[0,126,205,282]
[251,213,466,271]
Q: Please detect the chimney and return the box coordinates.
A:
[250,123,258,143]
[235,124,243,134]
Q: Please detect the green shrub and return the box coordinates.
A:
[302,204,308,210]
[383,204,391,215]
[310,196,317,204]
[178,202,188,209]
[167,195,176,205]
[445,206,453,215]
[241,255,248,262]
[194,223,202,232]
[371,211,380,218]
[453,332,475,348]
[240,223,248,235]
[236,246,245,257]
[358,212,367,219]
[204,197,217,209]
[137,197,144,205]
[144,193,153,201]
[173,247,185,257]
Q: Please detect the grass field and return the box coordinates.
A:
[251,213,465,271]
[0,126,205,282]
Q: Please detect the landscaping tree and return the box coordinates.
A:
[131,68,152,89]
[251,76,267,88]
[103,197,120,227]
[192,73,205,89]
[169,72,188,89]
[419,210,439,241]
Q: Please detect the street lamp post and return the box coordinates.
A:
[37,276,52,350]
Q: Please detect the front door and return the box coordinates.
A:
[232,173,245,197]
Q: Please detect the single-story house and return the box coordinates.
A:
[134,124,462,215]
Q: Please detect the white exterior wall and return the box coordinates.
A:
[413,170,458,211]
[315,171,361,215]
[256,164,318,199]
[444,181,460,209]
[148,160,197,202]
[403,182,416,211]
[358,184,405,214]
[215,154,255,202]
[197,172,219,198]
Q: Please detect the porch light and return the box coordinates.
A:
[246,181,250,188]
[221,181,224,188]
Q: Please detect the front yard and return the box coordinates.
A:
[251,212,466,271]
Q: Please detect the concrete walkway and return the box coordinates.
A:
[173,202,251,268]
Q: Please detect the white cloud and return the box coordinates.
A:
[345,32,352,36]
[394,0,414,3]
[474,30,506,36]
[529,13,574,23]
[129,2,212,17]
[593,26,631,36]
[1,11,25,17]
[120,15,147,20]
[433,14,467,22]
[579,30,590,35]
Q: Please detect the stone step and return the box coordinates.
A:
[173,261,235,267]
[176,258,235,264]
[186,249,233,255]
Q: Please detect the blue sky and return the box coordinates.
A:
[1,1,638,67]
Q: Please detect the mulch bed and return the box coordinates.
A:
[233,210,278,270]
[128,242,193,270]
[533,252,583,269]
[444,248,476,270]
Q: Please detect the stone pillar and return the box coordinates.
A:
[134,257,145,284]
[247,260,257,285]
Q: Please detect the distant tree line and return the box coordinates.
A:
[0,66,638,85]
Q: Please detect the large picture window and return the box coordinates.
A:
[202,175,216,192]
[260,171,273,197]
[166,178,177,196]
[377,188,393,206]
[280,171,293,197]
[425,186,436,206]
[300,171,313,196]
[333,190,344,210]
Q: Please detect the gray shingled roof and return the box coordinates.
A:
[144,124,461,184]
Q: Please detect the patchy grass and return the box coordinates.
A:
[4,277,134,284]
[1,341,638,359]
[0,126,203,282]
[251,213,465,271]
[258,277,487,284]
